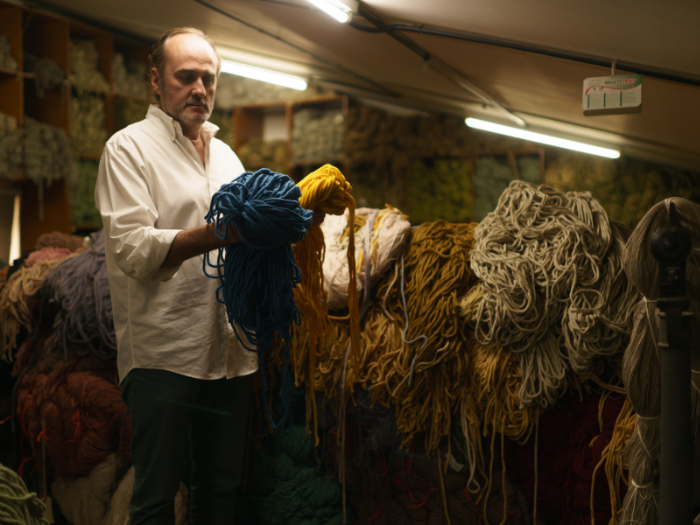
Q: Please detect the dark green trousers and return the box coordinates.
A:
[121,368,252,525]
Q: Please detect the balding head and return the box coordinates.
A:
[149,27,221,103]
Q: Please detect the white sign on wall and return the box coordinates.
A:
[583,74,642,116]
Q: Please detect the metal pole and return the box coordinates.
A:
[651,202,694,525]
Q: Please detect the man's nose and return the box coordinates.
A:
[192,77,206,97]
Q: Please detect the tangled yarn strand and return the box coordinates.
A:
[203,169,313,430]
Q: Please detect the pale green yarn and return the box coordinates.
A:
[0,463,49,525]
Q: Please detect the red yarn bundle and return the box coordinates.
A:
[16,370,132,479]
[326,440,534,525]
[504,390,627,525]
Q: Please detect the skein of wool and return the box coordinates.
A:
[236,384,347,525]
[42,230,116,360]
[0,462,49,525]
[504,390,627,525]
[466,181,638,409]
[69,39,110,93]
[15,370,131,479]
[620,198,700,524]
[204,168,313,429]
[51,452,128,525]
[326,439,535,525]
[0,252,77,361]
[321,206,411,311]
[35,231,86,252]
[0,111,22,178]
[317,220,478,456]
[23,52,66,98]
[0,35,18,71]
[289,164,359,440]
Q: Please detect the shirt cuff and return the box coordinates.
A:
[126,228,182,281]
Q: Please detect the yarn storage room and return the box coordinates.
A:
[1,0,699,524]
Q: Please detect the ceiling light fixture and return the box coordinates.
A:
[465,118,621,159]
[306,0,357,23]
[220,60,308,90]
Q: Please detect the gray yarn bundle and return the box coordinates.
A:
[70,94,108,158]
[620,198,700,524]
[23,117,78,187]
[24,52,66,97]
[113,52,148,99]
[0,112,22,178]
[467,181,638,408]
[42,230,116,360]
[70,39,110,93]
[0,36,18,71]
[291,108,344,164]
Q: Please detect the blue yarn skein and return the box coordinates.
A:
[203,169,313,430]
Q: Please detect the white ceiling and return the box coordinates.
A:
[37,0,700,168]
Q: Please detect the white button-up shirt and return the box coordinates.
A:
[96,104,258,382]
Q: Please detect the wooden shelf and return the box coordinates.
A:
[0,0,153,251]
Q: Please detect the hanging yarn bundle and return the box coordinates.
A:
[317,220,478,456]
[113,52,148,99]
[23,117,78,191]
[465,181,638,409]
[620,198,700,525]
[0,252,77,361]
[0,462,49,525]
[203,168,313,429]
[42,230,116,360]
[0,111,22,178]
[69,39,110,93]
[23,52,66,98]
[72,160,102,227]
[15,369,131,478]
[321,206,411,311]
[291,108,344,165]
[0,35,18,71]
[285,164,360,440]
[71,94,108,158]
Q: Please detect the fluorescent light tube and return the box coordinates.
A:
[466,118,621,159]
[307,0,350,22]
[220,60,307,90]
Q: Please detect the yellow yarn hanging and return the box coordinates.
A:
[293,164,360,443]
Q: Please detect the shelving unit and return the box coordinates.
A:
[233,95,348,181]
[0,0,154,252]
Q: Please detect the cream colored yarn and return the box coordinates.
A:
[321,206,411,311]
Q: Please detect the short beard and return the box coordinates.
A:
[159,78,213,128]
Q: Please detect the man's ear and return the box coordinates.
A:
[151,67,162,99]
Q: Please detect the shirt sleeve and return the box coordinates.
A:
[95,136,181,282]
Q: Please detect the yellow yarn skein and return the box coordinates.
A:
[294,164,360,443]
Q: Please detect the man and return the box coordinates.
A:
[96,27,322,525]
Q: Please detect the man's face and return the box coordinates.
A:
[152,33,218,128]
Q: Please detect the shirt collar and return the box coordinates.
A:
[146,104,219,144]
